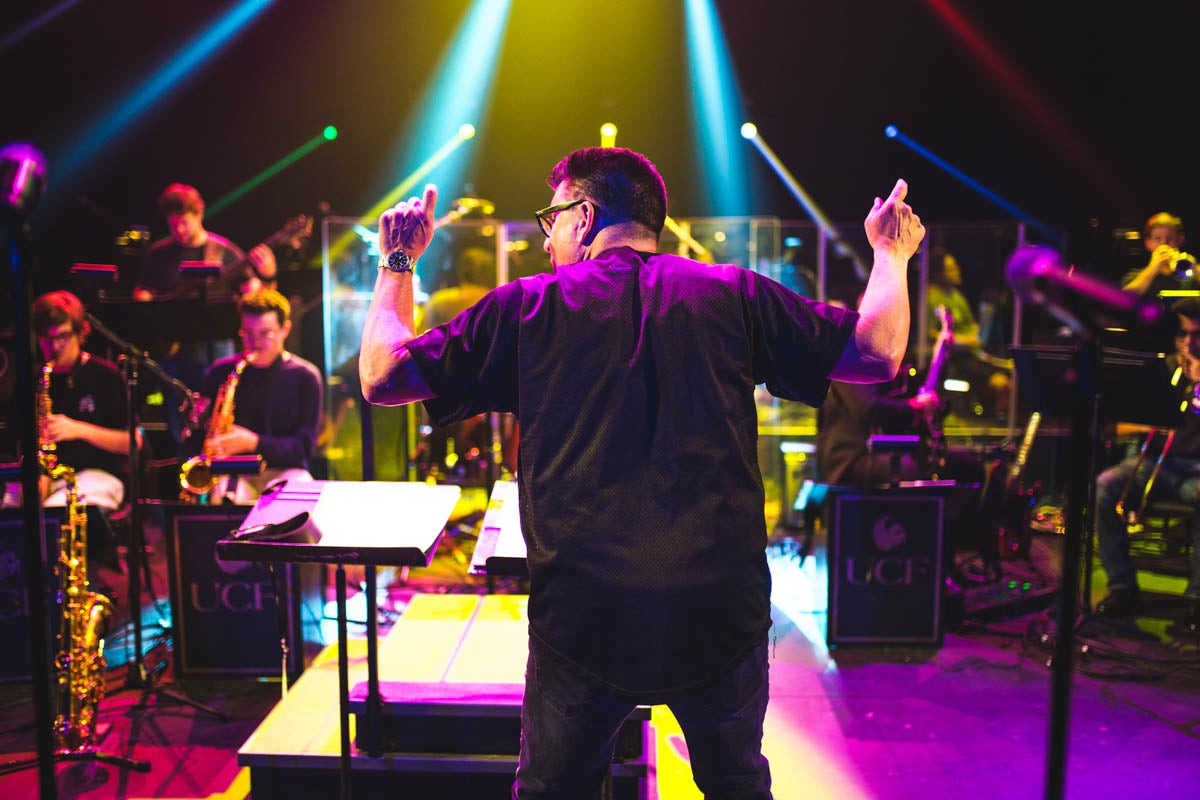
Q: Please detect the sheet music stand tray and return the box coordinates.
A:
[468,479,528,583]
[214,480,461,800]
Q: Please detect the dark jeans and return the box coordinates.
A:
[513,636,772,799]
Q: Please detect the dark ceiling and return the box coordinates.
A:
[4,0,1197,290]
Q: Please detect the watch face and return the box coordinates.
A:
[387,251,413,271]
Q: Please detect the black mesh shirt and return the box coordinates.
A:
[407,246,857,698]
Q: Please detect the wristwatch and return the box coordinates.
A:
[379,250,415,273]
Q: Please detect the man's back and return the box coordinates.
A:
[409,246,856,694]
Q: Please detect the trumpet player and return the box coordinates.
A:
[1093,297,1200,636]
[1120,211,1193,297]
[181,288,322,505]
[2,291,140,512]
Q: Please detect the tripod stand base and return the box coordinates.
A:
[119,671,232,722]
[0,746,152,777]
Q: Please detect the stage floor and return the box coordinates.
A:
[1,518,1198,799]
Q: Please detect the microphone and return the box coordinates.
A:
[1005,244,1164,339]
[0,142,46,218]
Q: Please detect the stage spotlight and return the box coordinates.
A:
[884,124,898,138]
[323,125,339,141]
[740,122,757,140]
[459,123,476,139]
[600,123,618,148]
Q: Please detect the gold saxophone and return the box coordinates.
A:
[38,361,115,752]
[179,354,251,501]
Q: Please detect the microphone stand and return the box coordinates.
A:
[83,311,228,721]
[0,144,148,788]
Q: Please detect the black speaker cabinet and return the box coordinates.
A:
[0,507,63,681]
[827,488,947,646]
[163,504,326,678]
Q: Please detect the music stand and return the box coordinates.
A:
[81,312,227,722]
[215,480,460,800]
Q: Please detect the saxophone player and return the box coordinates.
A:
[2,291,140,511]
[182,288,322,504]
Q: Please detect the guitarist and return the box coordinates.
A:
[131,183,282,450]
[133,183,277,302]
[817,302,955,487]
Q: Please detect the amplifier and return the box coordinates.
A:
[0,508,63,681]
[163,504,325,678]
[827,488,947,646]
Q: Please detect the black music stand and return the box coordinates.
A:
[81,312,227,722]
[215,480,460,800]
[1010,342,1180,800]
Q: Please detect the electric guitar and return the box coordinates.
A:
[222,214,314,290]
[918,305,953,477]
[992,411,1042,560]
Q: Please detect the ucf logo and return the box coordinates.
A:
[188,579,275,613]
[844,513,933,587]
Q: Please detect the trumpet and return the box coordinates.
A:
[1171,250,1196,280]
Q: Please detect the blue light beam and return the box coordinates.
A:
[0,0,86,55]
[884,124,1063,246]
[377,0,511,203]
[685,0,751,216]
[53,0,275,184]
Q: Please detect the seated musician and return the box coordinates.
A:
[134,183,277,302]
[927,249,1011,422]
[181,288,322,505]
[817,308,990,552]
[2,291,141,512]
[1120,212,1192,297]
[1093,297,1200,635]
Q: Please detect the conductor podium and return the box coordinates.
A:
[224,479,652,799]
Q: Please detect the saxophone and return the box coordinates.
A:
[39,361,115,752]
[179,354,251,501]
[53,469,115,752]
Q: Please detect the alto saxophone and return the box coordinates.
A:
[179,353,252,501]
[38,362,115,752]
[53,469,115,752]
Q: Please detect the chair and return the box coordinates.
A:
[1118,428,1196,577]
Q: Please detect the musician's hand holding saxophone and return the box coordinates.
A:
[2,291,137,513]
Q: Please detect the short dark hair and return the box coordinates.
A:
[1171,297,1200,320]
[32,290,90,341]
[1145,211,1184,238]
[158,183,204,216]
[546,147,668,237]
[238,288,291,326]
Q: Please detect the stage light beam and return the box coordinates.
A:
[207,125,338,217]
[373,0,509,207]
[884,123,1063,246]
[742,122,869,280]
[52,0,276,186]
[685,0,752,215]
